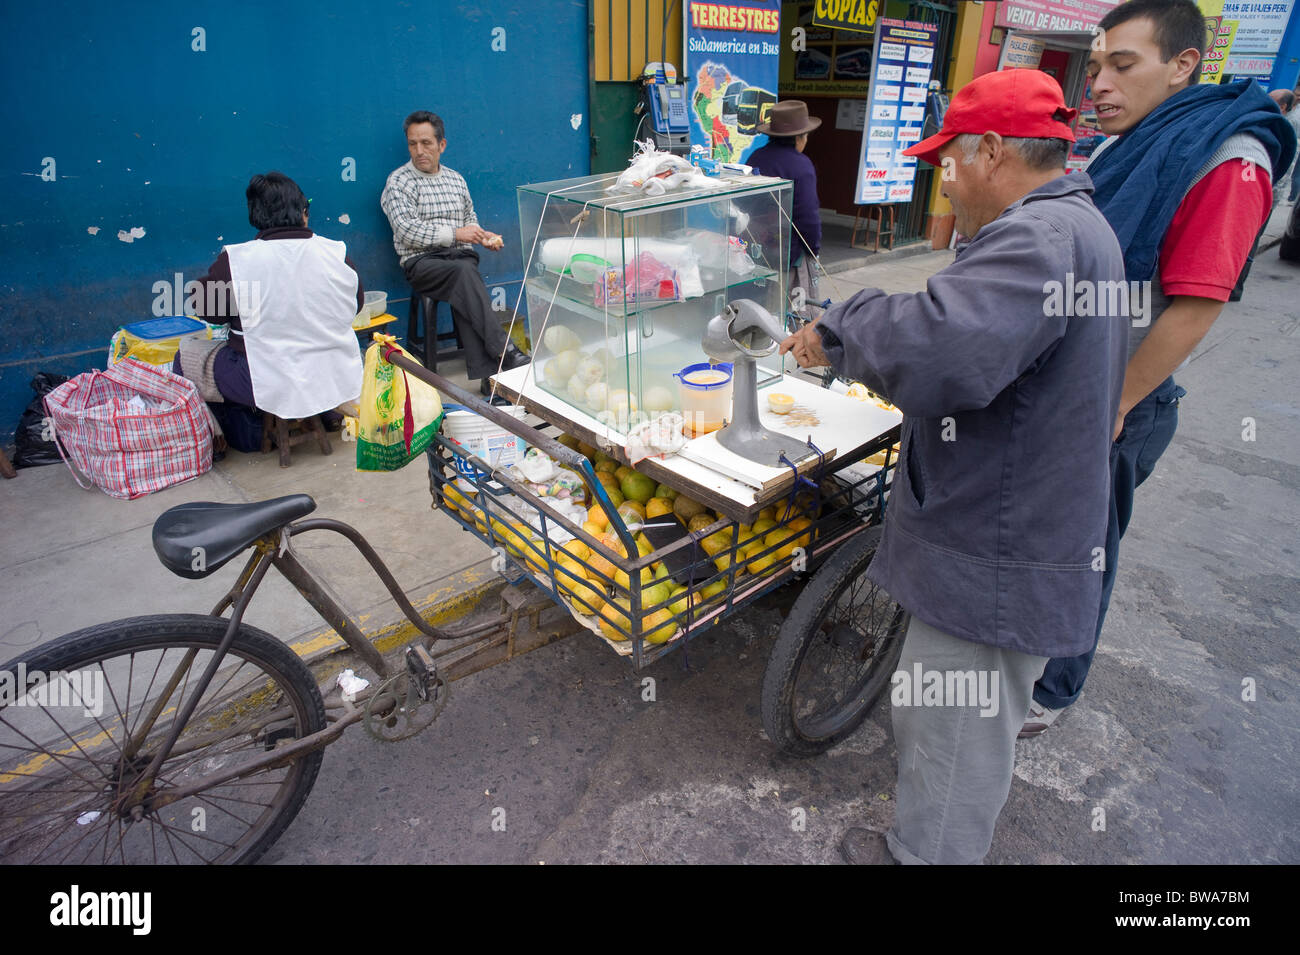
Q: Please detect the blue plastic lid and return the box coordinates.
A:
[121,316,206,340]
[675,362,733,390]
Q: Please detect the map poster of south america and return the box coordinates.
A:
[684,1,783,163]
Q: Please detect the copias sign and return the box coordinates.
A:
[812,0,881,35]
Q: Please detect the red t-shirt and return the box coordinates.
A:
[1159,160,1273,301]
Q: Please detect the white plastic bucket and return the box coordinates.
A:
[442,403,529,477]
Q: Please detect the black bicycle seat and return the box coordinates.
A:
[152,494,317,580]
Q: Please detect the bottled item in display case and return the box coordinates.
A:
[517,171,793,435]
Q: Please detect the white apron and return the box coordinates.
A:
[226,235,362,419]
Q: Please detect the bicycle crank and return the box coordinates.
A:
[363,644,448,742]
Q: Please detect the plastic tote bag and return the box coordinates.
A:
[43,359,213,500]
[356,335,443,471]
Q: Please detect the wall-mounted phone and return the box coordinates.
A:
[635,62,690,155]
[923,87,949,141]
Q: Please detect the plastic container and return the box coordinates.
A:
[108,316,209,368]
[674,362,733,437]
[353,291,388,329]
[441,403,529,477]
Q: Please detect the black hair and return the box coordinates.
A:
[767,134,798,147]
[1278,91,1296,111]
[404,110,446,140]
[1098,0,1206,84]
[246,171,309,230]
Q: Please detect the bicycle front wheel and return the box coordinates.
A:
[0,615,326,864]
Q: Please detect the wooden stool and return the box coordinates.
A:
[260,413,333,468]
[851,203,896,252]
[406,291,465,370]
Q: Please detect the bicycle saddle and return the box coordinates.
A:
[152,494,317,580]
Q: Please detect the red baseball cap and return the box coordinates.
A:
[902,68,1077,167]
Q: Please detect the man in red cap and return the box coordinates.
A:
[781,68,1129,864]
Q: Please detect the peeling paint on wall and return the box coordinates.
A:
[117,226,147,243]
[338,213,351,225]
[570,114,583,130]
[87,226,100,235]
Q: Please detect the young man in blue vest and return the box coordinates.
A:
[1022,0,1296,737]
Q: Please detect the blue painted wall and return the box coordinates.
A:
[0,0,591,445]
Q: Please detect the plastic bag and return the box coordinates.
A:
[12,373,71,468]
[607,141,724,196]
[356,336,444,472]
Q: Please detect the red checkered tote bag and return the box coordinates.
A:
[43,359,213,500]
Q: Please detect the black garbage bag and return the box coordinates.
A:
[12,372,71,468]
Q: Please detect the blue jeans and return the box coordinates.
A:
[1032,376,1186,709]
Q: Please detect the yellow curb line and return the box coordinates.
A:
[289,562,506,668]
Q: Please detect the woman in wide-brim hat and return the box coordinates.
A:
[748,100,825,320]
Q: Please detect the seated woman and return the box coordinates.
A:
[176,172,364,442]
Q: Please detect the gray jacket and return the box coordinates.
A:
[817,173,1127,658]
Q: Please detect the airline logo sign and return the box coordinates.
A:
[855,18,938,205]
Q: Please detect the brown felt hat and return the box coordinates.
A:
[756,100,822,137]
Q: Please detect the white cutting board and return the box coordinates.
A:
[490,364,900,514]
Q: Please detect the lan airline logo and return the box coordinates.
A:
[862,168,888,181]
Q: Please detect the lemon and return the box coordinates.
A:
[643,609,677,645]
[688,513,715,533]
[655,483,679,502]
[620,471,656,505]
[645,497,674,519]
[560,539,591,563]
[600,596,633,642]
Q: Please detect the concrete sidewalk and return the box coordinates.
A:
[0,428,499,664]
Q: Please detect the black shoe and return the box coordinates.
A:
[839,828,898,865]
[501,344,531,371]
[479,379,512,405]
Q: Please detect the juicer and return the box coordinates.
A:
[701,299,818,468]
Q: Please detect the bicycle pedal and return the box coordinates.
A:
[404,644,441,702]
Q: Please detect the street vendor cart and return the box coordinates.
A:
[0,170,908,864]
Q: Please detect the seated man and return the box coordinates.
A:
[179,172,364,440]
[381,110,529,395]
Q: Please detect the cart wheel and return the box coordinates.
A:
[760,525,907,757]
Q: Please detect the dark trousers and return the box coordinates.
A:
[1032,376,1186,710]
[403,248,507,380]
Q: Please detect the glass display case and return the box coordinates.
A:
[516,172,792,436]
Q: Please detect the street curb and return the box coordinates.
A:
[822,239,939,276]
[1260,235,1283,253]
[289,559,506,669]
